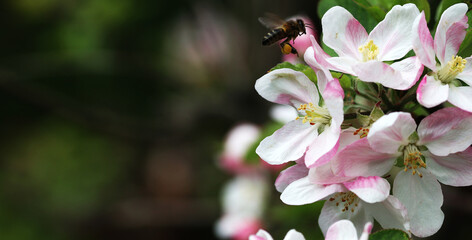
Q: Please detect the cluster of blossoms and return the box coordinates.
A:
[251,3,472,239]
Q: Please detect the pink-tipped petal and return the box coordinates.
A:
[344,176,390,204]
[256,120,318,165]
[325,220,358,240]
[331,138,397,178]
[324,78,345,126]
[283,229,306,240]
[369,4,420,61]
[425,148,472,186]
[434,3,468,65]
[255,68,319,108]
[354,57,423,90]
[368,112,416,154]
[339,127,363,150]
[319,200,372,236]
[359,222,373,240]
[275,160,309,192]
[304,46,332,92]
[417,107,472,156]
[448,85,472,112]
[393,170,444,237]
[456,56,472,85]
[280,177,345,205]
[416,75,449,108]
[413,12,437,71]
[364,196,410,233]
[322,6,368,60]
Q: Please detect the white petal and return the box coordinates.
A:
[325,56,357,75]
[368,112,416,154]
[456,56,472,85]
[280,177,344,205]
[416,75,449,108]
[417,107,472,156]
[322,6,368,60]
[325,220,358,240]
[369,4,420,61]
[412,11,437,71]
[434,3,468,65]
[425,148,472,186]
[250,229,274,240]
[255,68,319,108]
[270,104,299,124]
[256,120,318,165]
[319,201,372,237]
[393,170,444,237]
[364,195,410,232]
[275,161,309,192]
[283,229,306,240]
[305,124,340,167]
[344,176,390,204]
[359,222,373,240]
[309,161,354,185]
[221,124,260,168]
[448,85,472,112]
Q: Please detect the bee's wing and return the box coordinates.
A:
[258,13,286,29]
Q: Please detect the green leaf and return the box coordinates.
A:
[318,0,379,32]
[270,62,318,83]
[369,229,411,240]
[331,72,352,89]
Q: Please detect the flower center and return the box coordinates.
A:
[329,192,360,213]
[296,103,331,125]
[353,127,369,138]
[402,144,426,177]
[437,55,467,84]
[358,40,379,62]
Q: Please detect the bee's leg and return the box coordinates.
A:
[279,39,291,54]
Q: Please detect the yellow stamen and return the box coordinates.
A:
[296,103,331,125]
[358,40,379,62]
[403,144,426,178]
[437,55,467,84]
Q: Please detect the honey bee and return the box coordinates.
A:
[259,14,312,56]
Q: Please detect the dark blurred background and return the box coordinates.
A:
[0,0,471,239]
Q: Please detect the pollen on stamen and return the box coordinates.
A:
[437,55,467,83]
[403,144,426,178]
[358,40,379,62]
[296,103,331,125]
[353,127,369,138]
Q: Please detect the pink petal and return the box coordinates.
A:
[393,170,444,237]
[331,138,397,177]
[304,36,338,92]
[369,4,420,61]
[368,112,416,154]
[416,75,449,108]
[425,148,472,186]
[319,200,372,236]
[305,124,340,167]
[354,57,423,90]
[280,177,345,205]
[338,127,363,151]
[412,12,437,71]
[343,176,390,204]
[256,120,318,165]
[309,161,354,185]
[325,220,358,240]
[434,3,468,65]
[324,78,345,127]
[417,107,472,156]
[255,68,319,108]
[364,195,410,233]
[275,160,309,192]
[448,85,472,112]
[325,56,358,75]
[456,56,472,85]
[321,6,368,60]
[283,229,306,240]
[220,124,260,172]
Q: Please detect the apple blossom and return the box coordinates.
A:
[320,4,423,90]
[332,107,472,237]
[220,124,261,173]
[255,68,344,167]
[413,3,472,112]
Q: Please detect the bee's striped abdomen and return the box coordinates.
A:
[262,28,285,46]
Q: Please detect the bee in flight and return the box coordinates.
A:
[259,13,313,56]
